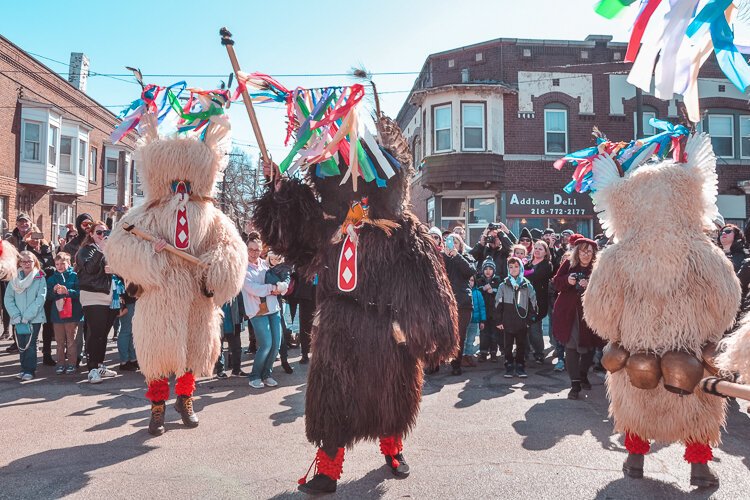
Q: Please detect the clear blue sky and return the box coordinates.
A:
[3,0,636,160]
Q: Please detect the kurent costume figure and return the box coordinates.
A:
[584,134,741,487]
[106,112,247,435]
[253,117,458,494]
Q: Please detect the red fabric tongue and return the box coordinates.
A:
[176,182,187,194]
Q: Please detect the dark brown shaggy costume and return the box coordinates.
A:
[253,120,458,485]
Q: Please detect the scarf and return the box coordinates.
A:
[110,275,126,309]
[507,261,526,290]
[10,268,40,294]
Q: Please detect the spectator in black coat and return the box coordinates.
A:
[718,224,747,272]
[524,240,554,364]
[442,233,476,376]
[475,258,502,362]
[63,213,94,266]
[469,223,515,279]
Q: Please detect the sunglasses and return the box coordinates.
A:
[721,229,734,235]
[94,230,109,236]
[519,238,531,242]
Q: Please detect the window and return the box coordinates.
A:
[475,52,483,62]
[441,198,466,232]
[89,147,97,182]
[433,105,452,152]
[106,158,118,187]
[719,85,726,93]
[462,103,485,151]
[740,116,750,158]
[634,111,656,137]
[580,50,589,59]
[22,121,41,162]
[132,161,143,196]
[52,202,74,240]
[59,137,73,172]
[48,125,58,166]
[522,48,532,58]
[613,52,622,61]
[427,198,435,225]
[448,59,455,68]
[544,108,567,155]
[552,78,560,87]
[709,115,734,158]
[79,140,87,176]
[468,198,495,225]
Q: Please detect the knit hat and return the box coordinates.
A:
[482,258,496,271]
[519,227,533,241]
[561,229,574,237]
[427,226,442,239]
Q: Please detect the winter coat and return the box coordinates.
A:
[4,269,47,324]
[222,295,244,334]
[723,242,748,273]
[494,277,537,332]
[523,258,554,318]
[470,288,486,323]
[6,228,30,253]
[469,232,515,279]
[76,243,112,294]
[242,259,289,318]
[442,252,476,310]
[63,213,93,264]
[28,243,55,279]
[46,268,83,323]
[476,273,501,320]
[552,259,602,348]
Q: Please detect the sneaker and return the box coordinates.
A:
[477,352,488,363]
[249,378,264,389]
[504,364,515,378]
[88,368,102,384]
[15,372,24,380]
[6,344,18,353]
[554,360,565,372]
[231,370,249,377]
[119,362,137,372]
[263,377,279,387]
[56,365,65,375]
[21,373,33,381]
[534,354,544,365]
[98,365,117,378]
[65,365,76,375]
[516,366,528,378]
[216,371,229,379]
[490,353,498,363]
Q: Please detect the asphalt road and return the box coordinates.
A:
[0,335,748,500]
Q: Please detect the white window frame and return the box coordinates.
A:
[89,147,98,182]
[740,116,750,159]
[78,139,87,176]
[544,108,568,155]
[52,202,74,241]
[48,125,58,166]
[433,104,452,153]
[709,114,734,159]
[634,111,656,137]
[21,120,42,162]
[59,136,74,173]
[441,197,466,229]
[461,103,485,151]
[105,157,118,188]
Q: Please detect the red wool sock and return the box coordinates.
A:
[684,442,713,464]
[175,372,196,396]
[624,432,650,455]
[145,378,170,402]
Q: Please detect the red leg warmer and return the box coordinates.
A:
[379,435,404,468]
[175,372,196,396]
[298,447,345,484]
[145,378,170,402]
[684,442,713,464]
[624,432,650,455]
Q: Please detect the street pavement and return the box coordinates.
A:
[0,335,748,500]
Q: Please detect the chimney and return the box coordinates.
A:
[68,52,90,92]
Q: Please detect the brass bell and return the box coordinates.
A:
[601,342,630,373]
[701,342,719,376]
[626,352,662,390]
[661,351,704,395]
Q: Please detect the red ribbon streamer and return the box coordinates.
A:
[625,0,664,63]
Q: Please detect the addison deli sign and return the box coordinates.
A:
[505,191,594,217]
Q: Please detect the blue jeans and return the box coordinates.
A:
[464,322,480,356]
[17,323,42,375]
[249,312,282,381]
[117,303,137,363]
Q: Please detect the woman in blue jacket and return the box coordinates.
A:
[5,251,47,381]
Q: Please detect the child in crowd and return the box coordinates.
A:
[495,257,537,379]
[47,252,83,374]
[476,258,502,362]
[512,244,528,263]
[463,275,485,367]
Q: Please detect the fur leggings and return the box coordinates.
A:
[145,372,196,402]
[625,432,713,464]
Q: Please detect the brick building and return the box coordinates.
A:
[0,34,142,242]
[397,34,750,243]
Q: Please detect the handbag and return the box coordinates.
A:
[56,297,73,319]
[15,322,32,335]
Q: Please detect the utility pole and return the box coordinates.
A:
[635,87,644,139]
[116,150,127,223]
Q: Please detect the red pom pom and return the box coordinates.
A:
[624,432,650,455]
[297,477,306,485]
[684,442,713,464]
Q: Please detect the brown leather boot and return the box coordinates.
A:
[174,395,199,428]
[148,401,166,436]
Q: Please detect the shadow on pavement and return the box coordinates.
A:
[0,431,156,498]
[270,383,306,427]
[269,466,389,499]
[594,476,718,500]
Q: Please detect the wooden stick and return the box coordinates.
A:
[219,27,273,181]
[701,377,750,402]
[121,222,207,269]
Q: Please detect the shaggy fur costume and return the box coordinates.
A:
[717,312,750,383]
[0,241,18,282]
[105,115,247,383]
[253,120,458,452]
[584,134,740,446]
